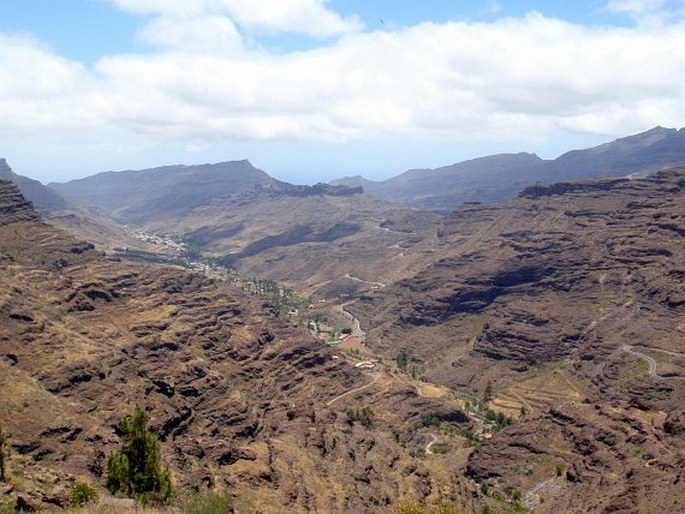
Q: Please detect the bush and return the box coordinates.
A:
[396,349,411,371]
[431,501,468,513]
[69,481,98,507]
[393,501,468,514]
[106,405,173,504]
[178,491,233,514]
[394,502,425,514]
[347,406,374,429]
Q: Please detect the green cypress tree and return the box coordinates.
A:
[0,425,8,482]
[106,405,172,504]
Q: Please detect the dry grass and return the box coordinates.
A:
[490,365,585,418]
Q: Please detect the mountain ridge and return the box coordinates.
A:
[332,126,685,213]
[50,159,280,223]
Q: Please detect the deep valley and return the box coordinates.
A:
[1,128,684,513]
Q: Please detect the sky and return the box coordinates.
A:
[0,0,684,184]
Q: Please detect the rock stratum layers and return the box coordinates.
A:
[354,168,684,512]
[0,181,468,512]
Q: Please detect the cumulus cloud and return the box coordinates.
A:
[1,4,684,148]
[0,34,97,134]
[138,14,244,53]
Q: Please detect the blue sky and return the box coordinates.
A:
[0,0,683,183]
[0,1,632,63]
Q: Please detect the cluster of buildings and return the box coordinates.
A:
[133,230,187,256]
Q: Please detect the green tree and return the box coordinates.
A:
[0,425,8,482]
[396,349,411,371]
[106,405,172,504]
[482,382,494,405]
[347,406,375,429]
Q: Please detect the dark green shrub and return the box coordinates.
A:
[0,425,7,482]
[347,406,374,429]
[396,349,411,371]
[555,463,565,477]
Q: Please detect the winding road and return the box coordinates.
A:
[425,433,439,455]
[344,272,386,289]
[326,373,381,407]
[336,301,365,337]
[622,345,685,380]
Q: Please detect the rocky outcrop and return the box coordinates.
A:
[518,177,629,198]
[0,180,40,226]
[360,167,684,368]
[466,403,685,513]
[281,183,364,198]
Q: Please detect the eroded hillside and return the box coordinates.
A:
[0,180,474,512]
[352,169,685,512]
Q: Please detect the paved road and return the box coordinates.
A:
[337,301,366,337]
[622,345,685,380]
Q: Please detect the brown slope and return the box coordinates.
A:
[49,159,446,298]
[0,180,472,512]
[155,183,443,298]
[351,169,685,512]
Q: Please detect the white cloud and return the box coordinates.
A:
[139,14,244,53]
[0,34,96,134]
[482,0,503,15]
[1,7,685,151]
[110,0,362,37]
[607,0,665,15]
[606,0,685,24]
